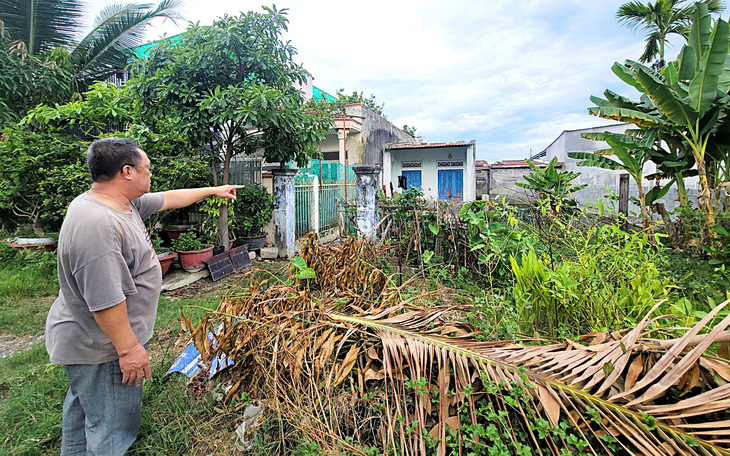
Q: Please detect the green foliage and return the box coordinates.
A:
[0,129,88,233]
[129,6,331,247]
[0,34,72,127]
[129,6,331,169]
[308,88,386,117]
[516,157,586,211]
[592,3,730,237]
[200,196,235,246]
[22,81,134,134]
[38,160,91,230]
[459,200,534,286]
[172,230,205,252]
[616,0,724,66]
[571,130,657,228]
[512,210,671,336]
[0,0,183,94]
[402,124,417,137]
[0,241,58,302]
[0,345,66,455]
[289,256,316,281]
[233,183,274,238]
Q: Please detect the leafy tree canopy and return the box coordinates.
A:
[0,31,71,127]
[308,88,386,117]
[128,5,332,246]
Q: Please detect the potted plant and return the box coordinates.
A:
[233,183,274,251]
[152,233,177,276]
[200,196,235,253]
[173,231,213,272]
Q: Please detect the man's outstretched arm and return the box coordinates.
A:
[158,185,243,212]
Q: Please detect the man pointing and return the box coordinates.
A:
[46,137,242,455]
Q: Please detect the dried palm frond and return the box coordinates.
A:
[184,236,730,455]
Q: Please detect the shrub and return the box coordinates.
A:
[0,130,88,233]
[511,210,671,336]
[233,183,274,238]
[173,231,205,252]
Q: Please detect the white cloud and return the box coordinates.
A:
[85,0,663,161]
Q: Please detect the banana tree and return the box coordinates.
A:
[589,2,730,238]
[570,130,661,230]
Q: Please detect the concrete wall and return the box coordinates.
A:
[345,104,415,166]
[388,145,474,201]
[476,170,488,199]
[488,167,535,204]
[541,123,702,215]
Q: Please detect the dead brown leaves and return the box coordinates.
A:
[182,234,730,455]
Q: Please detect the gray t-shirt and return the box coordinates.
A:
[46,192,165,365]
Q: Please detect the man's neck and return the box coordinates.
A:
[87,184,133,212]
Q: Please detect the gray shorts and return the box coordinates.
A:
[61,359,144,456]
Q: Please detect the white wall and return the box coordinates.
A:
[542,123,701,213]
[389,146,472,201]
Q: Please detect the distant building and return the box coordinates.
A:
[486,160,562,204]
[384,141,477,202]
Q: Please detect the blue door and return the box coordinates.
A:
[402,170,422,191]
[438,170,463,200]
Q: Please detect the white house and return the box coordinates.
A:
[535,123,698,212]
[384,141,477,202]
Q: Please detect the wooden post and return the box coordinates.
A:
[619,174,630,232]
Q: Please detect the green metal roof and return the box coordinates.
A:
[312,86,336,102]
[129,34,183,59]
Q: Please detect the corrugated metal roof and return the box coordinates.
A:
[386,141,470,150]
[489,160,563,169]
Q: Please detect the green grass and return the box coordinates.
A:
[0,345,66,456]
[0,259,238,456]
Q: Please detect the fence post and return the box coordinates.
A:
[353,165,382,241]
[312,175,320,235]
[272,168,298,258]
[619,174,630,232]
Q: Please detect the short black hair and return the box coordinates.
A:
[87,138,143,182]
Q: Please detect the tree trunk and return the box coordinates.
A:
[635,177,651,231]
[697,160,716,243]
[218,145,232,250]
[675,173,689,209]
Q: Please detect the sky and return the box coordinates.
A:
[85,0,690,162]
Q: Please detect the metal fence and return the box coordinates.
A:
[295,180,357,238]
[320,183,345,231]
[293,159,359,239]
[295,184,314,238]
[229,158,262,185]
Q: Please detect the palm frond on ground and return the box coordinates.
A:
[185,233,730,455]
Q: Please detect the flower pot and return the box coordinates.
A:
[176,245,214,272]
[10,237,56,251]
[243,234,266,251]
[157,251,177,276]
[161,225,190,242]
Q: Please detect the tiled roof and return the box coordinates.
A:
[386,141,471,150]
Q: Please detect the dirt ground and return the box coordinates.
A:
[0,333,46,359]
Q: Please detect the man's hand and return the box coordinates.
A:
[211,184,244,200]
[118,342,151,386]
[159,185,246,211]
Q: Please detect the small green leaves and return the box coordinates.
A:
[290,256,316,280]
